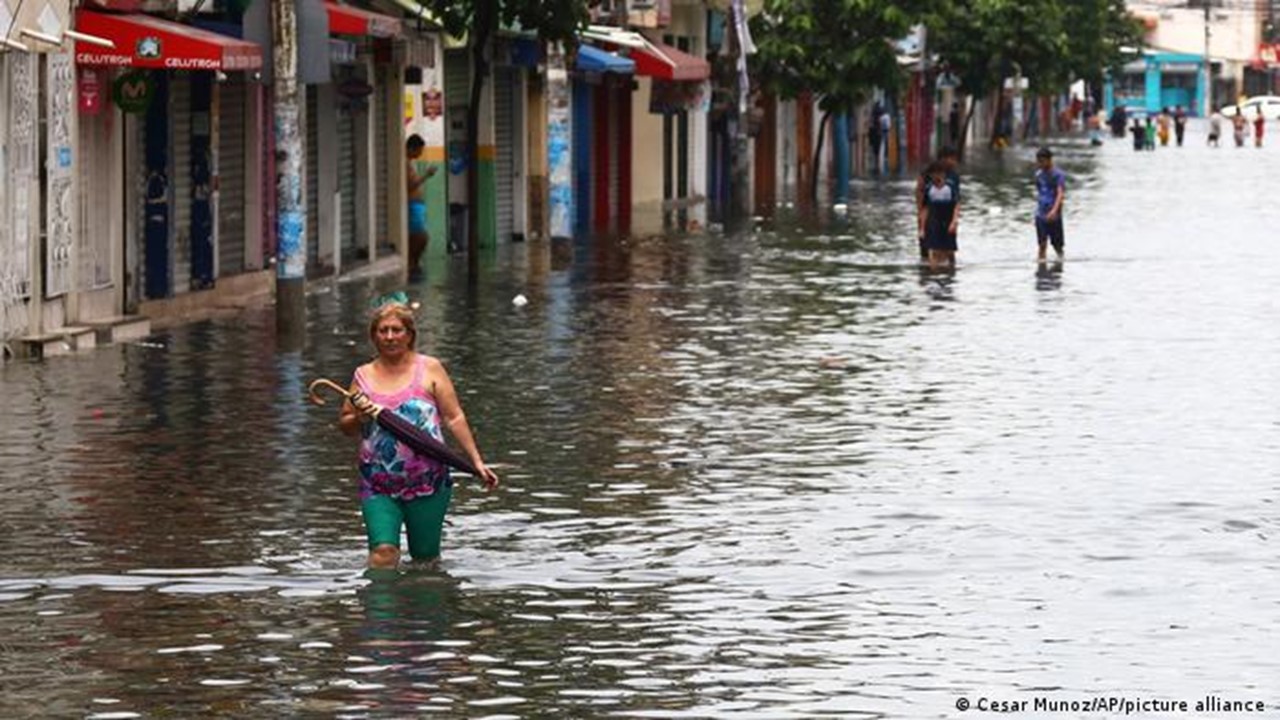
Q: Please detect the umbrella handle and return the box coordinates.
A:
[308,378,353,406]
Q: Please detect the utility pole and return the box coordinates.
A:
[273,0,306,338]
[728,0,752,225]
[1203,1,1212,117]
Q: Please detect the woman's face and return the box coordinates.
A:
[374,317,411,357]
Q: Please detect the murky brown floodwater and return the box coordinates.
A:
[3,129,1280,718]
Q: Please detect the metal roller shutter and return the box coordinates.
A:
[217,76,247,277]
[171,74,192,295]
[338,104,357,263]
[306,85,319,273]
[607,82,621,234]
[375,68,390,256]
[445,49,470,216]
[494,67,515,243]
[77,86,113,289]
[572,80,591,235]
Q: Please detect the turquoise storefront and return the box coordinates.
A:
[1104,51,1206,116]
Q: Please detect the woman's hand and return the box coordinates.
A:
[350,392,383,419]
[472,460,500,491]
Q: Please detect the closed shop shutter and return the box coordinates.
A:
[445,50,469,111]
[77,85,114,289]
[338,104,357,263]
[171,74,193,294]
[375,68,390,255]
[572,80,591,236]
[607,82,621,234]
[217,75,247,277]
[306,85,319,273]
[494,66,515,243]
[445,49,469,214]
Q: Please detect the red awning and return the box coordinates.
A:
[74,9,262,71]
[631,39,709,81]
[326,1,401,38]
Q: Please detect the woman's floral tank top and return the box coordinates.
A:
[354,354,451,500]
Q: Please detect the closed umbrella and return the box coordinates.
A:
[308,378,480,477]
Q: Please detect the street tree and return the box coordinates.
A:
[750,0,928,202]
[416,0,587,277]
[927,0,1067,155]
[928,0,1142,156]
[1061,0,1145,87]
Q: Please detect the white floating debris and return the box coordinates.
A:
[512,294,529,308]
[300,641,333,650]
[156,644,224,655]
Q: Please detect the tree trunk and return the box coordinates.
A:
[958,95,975,161]
[726,0,752,227]
[271,0,304,339]
[989,84,1006,149]
[810,109,831,205]
[466,0,495,281]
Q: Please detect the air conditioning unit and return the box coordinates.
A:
[628,0,670,28]
[176,0,219,13]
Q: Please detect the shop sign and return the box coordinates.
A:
[330,38,356,65]
[113,70,154,114]
[422,88,443,120]
[136,36,161,61]
[1260,44,1280,66]
[79,68,104,115]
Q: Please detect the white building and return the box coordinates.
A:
[1129,0,1269,108]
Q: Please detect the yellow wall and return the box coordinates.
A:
[631,75,667,235]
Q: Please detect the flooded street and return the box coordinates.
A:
[3,129,1279,718]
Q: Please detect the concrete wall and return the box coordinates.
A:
[630,4,708,236]
[1141,6,1260,63]
[631,76,666,235]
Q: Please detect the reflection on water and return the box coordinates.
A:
[3,136,1280,717]
[1035,260,1064,292]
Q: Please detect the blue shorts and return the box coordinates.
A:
[1035,216,1064,248]
[409,201,428,234]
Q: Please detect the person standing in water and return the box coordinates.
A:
[915,146,961,263]
[1033,147,1066,264]
[406,135,438,283]
[919,160,960,272]
[340,298,500,568]
[1208,108,1223,147]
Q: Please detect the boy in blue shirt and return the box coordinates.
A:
[1033,147,1065,263]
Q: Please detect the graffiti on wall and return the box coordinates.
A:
[46,52,75,298]
[1,54,38,344]
[546,51,573,241]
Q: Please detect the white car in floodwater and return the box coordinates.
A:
[1220,96,1280,119]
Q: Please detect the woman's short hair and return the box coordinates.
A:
[369,303,417,348]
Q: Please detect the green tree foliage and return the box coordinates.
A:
[749,0,928,200]
[416,0,587,274]
[927,0,1143,151]
[749,0,927,114]
[1062,0,1146,86]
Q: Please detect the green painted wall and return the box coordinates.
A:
[425,160,448,261]
[477,155,496,248]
